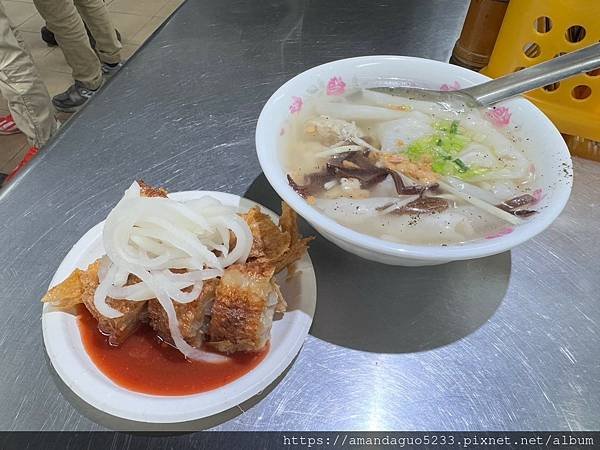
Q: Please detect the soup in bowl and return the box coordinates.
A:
[256,56,572,266]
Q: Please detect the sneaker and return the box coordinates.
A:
[52,81,100,113]
[4,146,39,185]
[101,62,122,77]
[0,114,21,135]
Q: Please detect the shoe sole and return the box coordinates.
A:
[0,129,21,135]
[52,101,80,113]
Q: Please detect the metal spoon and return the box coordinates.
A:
[368,42,600,107]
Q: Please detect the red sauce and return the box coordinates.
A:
[77,306,268,396]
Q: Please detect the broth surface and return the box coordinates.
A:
[282,88,536,245]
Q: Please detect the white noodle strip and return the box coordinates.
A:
[324,180,338,190]
[350,136,379,152]
[329,140,347,148]
[316,145,364,158]
[377,195,419,214]
[442,176,500,204]
[437,180,522,225]
[315,101,406,121]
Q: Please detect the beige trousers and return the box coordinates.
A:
[0,3,57,148]
[33,0,122,90]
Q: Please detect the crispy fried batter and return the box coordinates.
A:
[274,237,313,274]
[243,206,291,261]
[242,203,311,275]
[80,261,148,346]
[138,180,168,198]
[271,280,286,313]
[147,279,218,347]
[42,268,86,308]
[208,261,276,353]
[279,202,300,244]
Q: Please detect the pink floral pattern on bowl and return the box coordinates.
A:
[289,96,303,114]
[485,227,514,240]
[326,76,346,96]
[486,106,511,127]
[440,81,461,91]
[532,188,544,205]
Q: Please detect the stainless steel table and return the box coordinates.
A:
[1,0,599,432]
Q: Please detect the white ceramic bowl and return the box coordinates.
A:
[256,56,573,266]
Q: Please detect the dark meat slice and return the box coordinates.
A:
[288,150,437,198]
[497,193,537,217]
[380,197,449,216]
[147,279,218,348]
[81,265,148,346]
[207,262,277,353]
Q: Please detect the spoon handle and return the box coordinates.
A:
[461,42,600,106]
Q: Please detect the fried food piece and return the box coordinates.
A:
[376,151,438,185]
[138,180,168,198]
[42,268,87,308]
[79,262,148,346]
[243,206,291,261]
[271,279,286,313]
[274,203,314,274]
[147,279,218,347]
[273,237,312,274]
[207,262,278,353]
[242,203,313,274]
[279,202,301,244]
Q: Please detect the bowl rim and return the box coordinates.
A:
[256,55,573,261]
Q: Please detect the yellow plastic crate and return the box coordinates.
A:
[481,0,600,152]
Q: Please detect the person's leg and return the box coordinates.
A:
[74,0,122,65]
[33,0,103,90]
[0,3,57,148]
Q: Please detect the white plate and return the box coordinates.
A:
[42,191,317,423]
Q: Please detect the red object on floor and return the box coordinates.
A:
[4,146,39,185]
[0,114,21,135]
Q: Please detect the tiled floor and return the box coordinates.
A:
[0,0,183,175]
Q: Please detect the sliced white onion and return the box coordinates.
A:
[96,182,253,361]
[94,263,123,318]
[108,283,155,301]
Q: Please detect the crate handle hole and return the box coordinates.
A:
[534,16,553,33]
[543,82,560,92]
[586,68,600,77]
[572,85,591,100]
[522,42,541,58]
[565,25,586,43]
